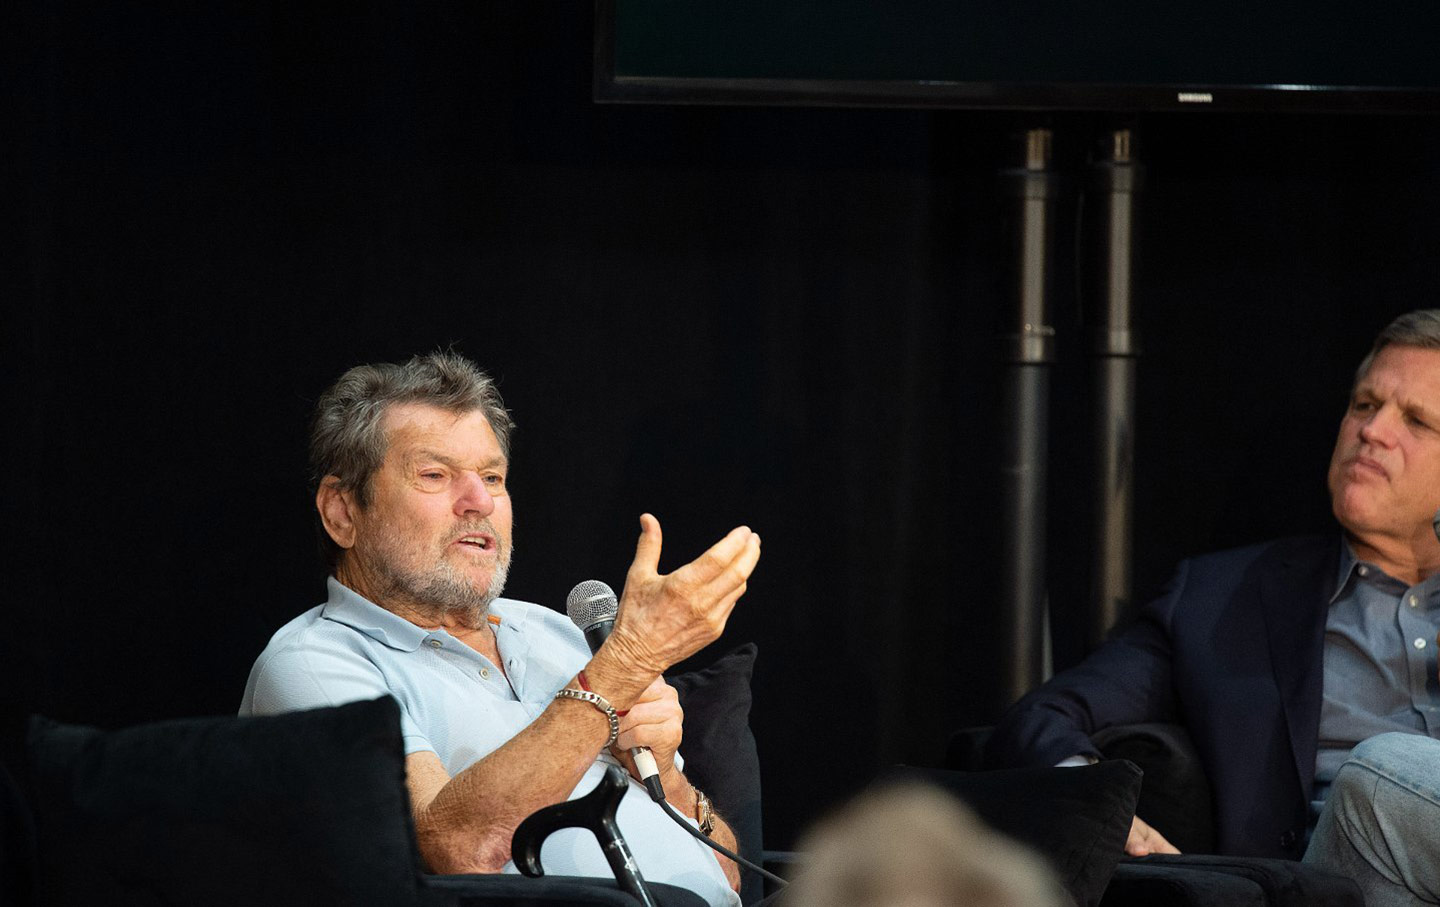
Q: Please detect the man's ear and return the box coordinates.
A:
[316,477,359,550]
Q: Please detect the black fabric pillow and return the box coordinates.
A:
[885,759,1142,907]
[26,696,431,907]
[431,873,712,906]
[668,643,762,905]
[1100,860,1269,907]
[1119,854,1363,907]
[1091,722,1216,855]
[0,759,36,907]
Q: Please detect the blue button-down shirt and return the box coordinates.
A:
[241,578,737,907]
[1314,539,1440,808]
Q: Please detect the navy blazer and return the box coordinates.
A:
[985,535,1338,859]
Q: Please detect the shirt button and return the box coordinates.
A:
[1359,566,1370,576]
[1416,638,1428,650]
[1410,594,1420,607]
[480,667,491,679]
[427,640,442,649]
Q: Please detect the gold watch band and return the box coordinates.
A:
[694,787,716,837]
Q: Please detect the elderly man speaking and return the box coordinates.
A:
[241,352,759,907]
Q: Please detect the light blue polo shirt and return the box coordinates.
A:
[241,577,737,907]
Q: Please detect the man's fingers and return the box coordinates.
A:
[617,727,678,752]
[616,708,680,741]
[638,522,759,591]
[734,532,761,579]
[630,513,663,576]
[689,534,761,607]
[1124,817,1150,856]
[615,685,682,753]
[625,678,677,712]
[692,525,755,574]
[615,519,757,670]
[678,528,760,591]
[1125,816,1180,857]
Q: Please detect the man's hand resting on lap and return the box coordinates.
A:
[1126,816,1180,857]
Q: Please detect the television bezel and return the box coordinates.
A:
[593,1,1440,115]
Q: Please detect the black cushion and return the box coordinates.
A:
[26,696,432,907]
[668,643,761,906]
[0,759,36,907]
[944,724,995,772]
[1100,860,1268,907]
[1116,855,1363,907]
[885,759,1142,907]
[432,873,710,906]
[1092,723,1216,855]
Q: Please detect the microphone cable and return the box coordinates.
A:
[644,778,789,889]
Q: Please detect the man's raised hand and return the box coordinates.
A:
[607,513,760,677]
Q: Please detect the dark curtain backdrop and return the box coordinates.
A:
[7,2,1440,849]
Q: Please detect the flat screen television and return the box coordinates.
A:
[595,0,1440,113]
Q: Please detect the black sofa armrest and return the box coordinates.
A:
[1100,859,1269,907]
[1103,855,1362,907]
[949,722,1217,855]
[946,723,1364,907]
[886,760,1142,907]
[425,874,709,907]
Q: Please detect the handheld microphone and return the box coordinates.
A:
[565,583,789,890]
[566,580,664,800]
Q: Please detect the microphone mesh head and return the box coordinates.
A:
[566,580,618,630]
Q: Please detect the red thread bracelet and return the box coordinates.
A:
[577,671,628,716]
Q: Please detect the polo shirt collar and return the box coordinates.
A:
[322,577,431,652]
[321,576,536,654]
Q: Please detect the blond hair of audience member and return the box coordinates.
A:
[785,783,1069,907]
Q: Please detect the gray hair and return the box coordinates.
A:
[785,783,1068,907]
[1355,309,1440,384]
[309,351,515,566]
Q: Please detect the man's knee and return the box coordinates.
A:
[1336,732,1440,813]
[1350,732,1440,777]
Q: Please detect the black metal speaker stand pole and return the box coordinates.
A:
[999,127,1057,706]
[1087,127,1142,650]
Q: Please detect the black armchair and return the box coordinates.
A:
[8,643,766,907]
[944,723,1362,907]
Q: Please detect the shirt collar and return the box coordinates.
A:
[322,577,432,651]
[1331,534,1440,604]
[321,576,532,652]
[1330,536,1358,605]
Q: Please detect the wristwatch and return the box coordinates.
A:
[695,787,715,837]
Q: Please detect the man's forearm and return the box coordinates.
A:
[413,652,655,873]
